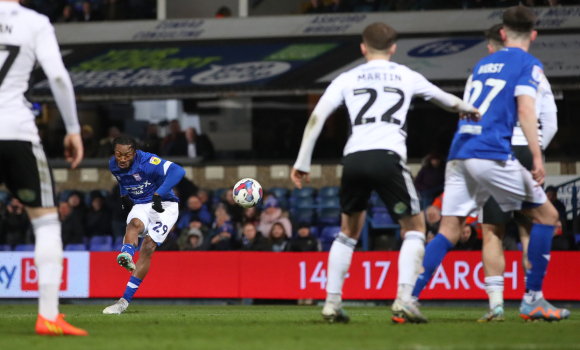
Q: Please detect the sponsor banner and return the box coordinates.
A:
[318,34,580,82]
[89,252,240,298]
[89,251,580,300]
[34,43,339,90]
[0,252,89,298]
[53,7,580,45]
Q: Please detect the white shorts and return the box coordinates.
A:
[442,158,547,217]
[126,202,180,245]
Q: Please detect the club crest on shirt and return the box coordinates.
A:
[150,157,161,165]
[133,173,142,181]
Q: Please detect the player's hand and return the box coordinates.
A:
[121,196,133,215]
[531,157,545,186]
[63,133,84,169]
[290,168,310,189]
[460,107,481,122]
[152,193,165,213]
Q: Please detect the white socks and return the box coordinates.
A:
[325,232,356,309]
[524,290,543,304]
[397,231,425,303]
[32,213,63,321]
[485,276,504,310]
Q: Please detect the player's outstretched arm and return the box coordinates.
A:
[155,163,186,197]
[539,80,558,150]
[517,94,545,185]
[292,99,335,189]
[35,19,83,168]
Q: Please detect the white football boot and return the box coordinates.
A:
[103,298,129,315]
[392,298,428,324]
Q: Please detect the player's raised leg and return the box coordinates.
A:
[392,213,427,324]
[117,218,144,272]
[518,202,570,321]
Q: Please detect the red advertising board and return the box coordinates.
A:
[21,258,68,291]
[88,251,580,300]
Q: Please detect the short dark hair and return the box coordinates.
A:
[362,22,397,51]
[112,135,137,152]
[503,6,536,34]
[485,24,503,44]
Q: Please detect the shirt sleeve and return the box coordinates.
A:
[34,18,80,135]
[539,78,558,149]
[411,71,443,101]
[515,59,543,98]
[463,75,473,102]
[319,73,347,110]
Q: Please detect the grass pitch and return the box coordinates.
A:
[1,304,579,350]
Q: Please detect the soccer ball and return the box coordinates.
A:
[233,178,263,208]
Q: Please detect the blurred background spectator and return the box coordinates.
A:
[258,195,292,238]
[59,201,84,246]
[186,127,215,160]
[240,222,270,251]
[2,198,31,249]
[162,120,188,157]
[415,152,445,195]
[268,222,289,252]
[286,223,321,252]
[85,191,112,237]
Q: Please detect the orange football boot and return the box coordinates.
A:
[36,313,88,336]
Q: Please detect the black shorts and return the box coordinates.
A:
[340,150,421,221]
[481,145,534,224]
[0,141,55,208]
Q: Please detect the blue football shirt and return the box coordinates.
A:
[448,47,544,161]
[110,150,179,204]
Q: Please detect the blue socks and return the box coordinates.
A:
[412,234,454,298]
[122,243,136,258]
[526,223,554,292]
[122,276,142,303]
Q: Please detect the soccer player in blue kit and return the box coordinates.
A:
[410,6,569,322]
[103,136,185,314]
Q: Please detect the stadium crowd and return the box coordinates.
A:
[0,173,577,252]
[19,0,578,24]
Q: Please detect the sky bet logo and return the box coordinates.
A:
[408,39,484,58]
[21,258,68,291]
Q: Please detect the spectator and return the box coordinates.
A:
[57,4,77,22]
[287,223,321,252]
[414,151,445,194]
[425,205,441,237]
[177,195,212,230]
[241,206,260,227]
[197,189,210,208]
[81,125,98,158]
[212,202,230,229]
[96,126,121,158]
[103,0,129,20]
[545,186,567,224]
[208,222,235,251]
[215,6,232,18]
[109,184,128,237]
[174,176,199,212]
[269,222,289,252]
[2,198,31,248]
[85,191,111,237]
[185,127,215,160]
[454,225,481,250]
[181,227,204,251]
[141,124,162,154]
[306,0,327,13]
[258,195,292,238]
[157,227,180,251]
[59,201,84,246]
[552,219,574,251]
[161,120,188,157]
[67,191,86,221]
[78,0,102,21]
[221,189,243,224]
[240,222,270,251]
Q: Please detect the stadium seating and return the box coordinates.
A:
[371,212,394,227]
[84,190,109,207]
[65,244,87,251]
[320,226,341,251]
[291,187,315,199]
[113,236,125,251]
[317,197,341,225]
[90,243,113,252]
[369,192,386,208]
[268,187,288,200]
[309,226,319,238]
[14,244,35,251]
[90,235,113,247]
[0,190,9,204]
[317,186,339,199]
[575,234,580,245]
[212,188,227,202]
[0,244,10,251]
